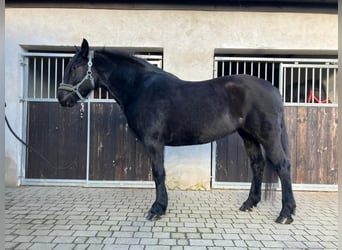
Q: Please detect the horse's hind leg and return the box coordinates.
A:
[263,135,296,224]
[238,129,266,212]
[145,145,168,221]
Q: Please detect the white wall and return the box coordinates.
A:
[1,1,5,247]
[5,7,338,189]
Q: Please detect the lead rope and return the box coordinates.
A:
[5,105,75,170]
[6,51,96,171]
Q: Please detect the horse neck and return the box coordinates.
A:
[95,51,146,108]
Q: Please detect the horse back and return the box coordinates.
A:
[125,73,282,146]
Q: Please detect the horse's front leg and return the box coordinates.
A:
[145,145,168,220]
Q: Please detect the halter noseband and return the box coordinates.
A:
[58,50,95,101]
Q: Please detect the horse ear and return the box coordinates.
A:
[81,38,89,58]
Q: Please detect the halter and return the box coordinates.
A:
[58,50,95,101]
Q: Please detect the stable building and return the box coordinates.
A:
[5,0,338,190]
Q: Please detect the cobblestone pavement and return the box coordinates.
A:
[5,187,338,250]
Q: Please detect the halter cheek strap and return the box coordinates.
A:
[58,50,95,101]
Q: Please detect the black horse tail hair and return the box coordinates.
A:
[280,114,290,158]
[263,158,277,201]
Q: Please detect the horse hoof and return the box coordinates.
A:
[240,207,253,212]
[239,203,253,212]
[146,212,162,221]
[275,215,293,224]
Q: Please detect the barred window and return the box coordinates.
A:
[23,51,163,101]
[214,56,338,106]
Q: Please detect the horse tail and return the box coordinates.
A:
[263,160,277,201]
[280,113,290,158]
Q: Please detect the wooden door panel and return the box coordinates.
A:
[89,103,152,181]
[26,102,87,179]
[215,106,338,185]
[284,106,338,184]
[215,132,251,182]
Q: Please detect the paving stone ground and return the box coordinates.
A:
[5,187,338,249]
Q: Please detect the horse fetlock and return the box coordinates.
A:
[146,201,167,221]
[239,200,255,212]
[240,194,262,212]
[146,211,162,221]
[282,198,296,214]
[276,204,296,224]
[275,214,294,224]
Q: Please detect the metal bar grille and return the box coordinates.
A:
[281,63,338,105]
[214,56,338,106]
[25,54,73,100]
[215,58,281,86]
[23,52,163,101]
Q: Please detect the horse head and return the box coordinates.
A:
[58,39,96,107]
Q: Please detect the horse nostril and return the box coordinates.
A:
[57,92,65,104]
[57,92,70,106]
[58,91,77,107]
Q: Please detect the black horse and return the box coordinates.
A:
[58,39,296,224]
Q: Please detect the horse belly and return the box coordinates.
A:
[165,113,238,146]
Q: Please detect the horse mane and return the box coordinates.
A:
[98,49,162,73]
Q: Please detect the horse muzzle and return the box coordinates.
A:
[57,90,78,107]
